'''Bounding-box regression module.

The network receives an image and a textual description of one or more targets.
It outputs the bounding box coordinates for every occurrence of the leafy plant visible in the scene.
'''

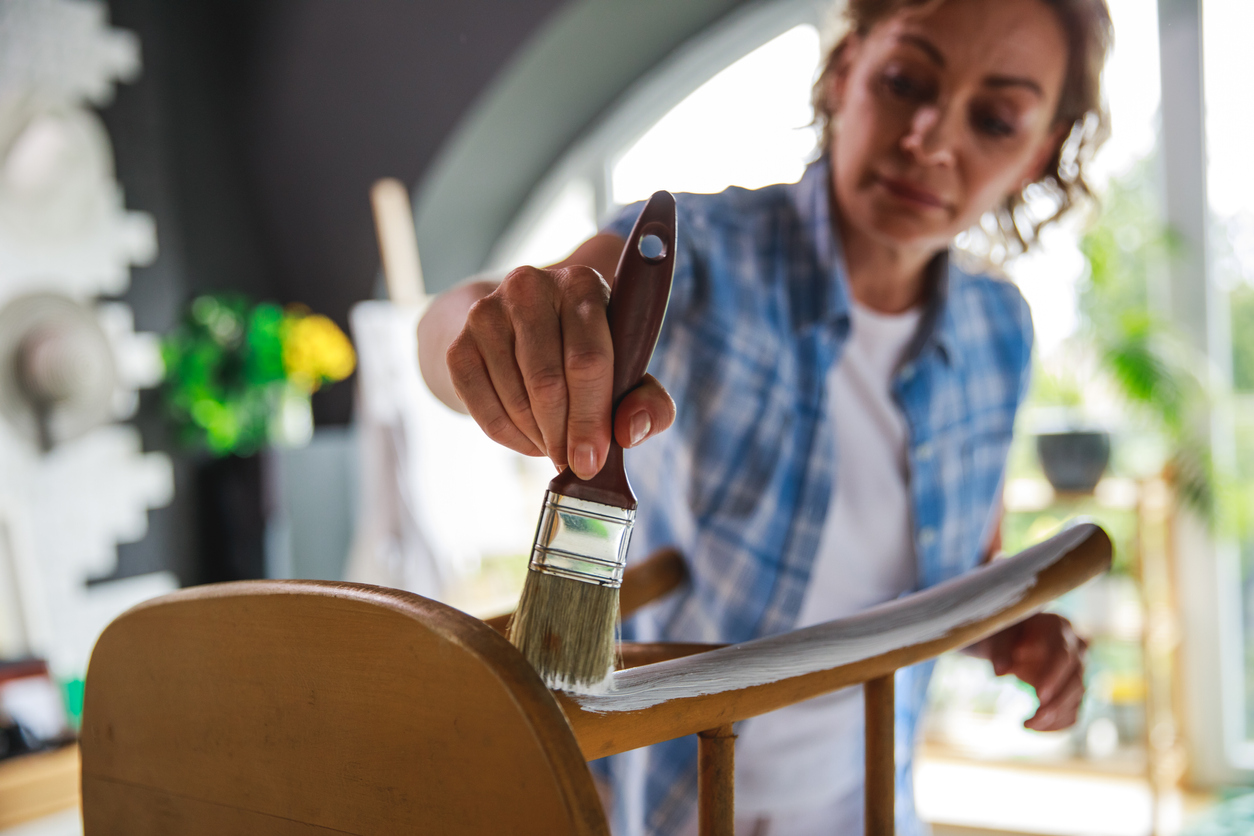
[161,294,356,457]
[1075,160,1215,523]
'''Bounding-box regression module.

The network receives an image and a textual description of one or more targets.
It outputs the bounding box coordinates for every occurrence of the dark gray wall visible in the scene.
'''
[240,0,568,423]
[100,0,565,582]
[98,0,755,584]
[102,0,272,585]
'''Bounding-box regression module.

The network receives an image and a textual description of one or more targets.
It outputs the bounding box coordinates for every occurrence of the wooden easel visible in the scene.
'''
[79,523,1110,835]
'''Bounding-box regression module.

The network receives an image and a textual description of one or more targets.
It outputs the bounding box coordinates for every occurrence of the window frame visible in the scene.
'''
[1158,0,1254,785]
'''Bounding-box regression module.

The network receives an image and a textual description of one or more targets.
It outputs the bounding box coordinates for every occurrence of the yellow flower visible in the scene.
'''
[282,312,356,393]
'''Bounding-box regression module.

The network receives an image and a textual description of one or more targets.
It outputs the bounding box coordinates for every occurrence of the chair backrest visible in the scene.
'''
[81,581,607,836]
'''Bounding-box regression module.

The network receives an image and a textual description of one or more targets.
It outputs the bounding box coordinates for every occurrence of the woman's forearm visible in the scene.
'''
[417,279,499,413]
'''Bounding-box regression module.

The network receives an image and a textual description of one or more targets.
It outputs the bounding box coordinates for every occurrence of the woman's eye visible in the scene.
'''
[881,71,932,102]
[973,110,1015,138]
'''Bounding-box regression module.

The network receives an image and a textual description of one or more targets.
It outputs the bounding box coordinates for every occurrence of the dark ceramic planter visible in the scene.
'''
[196,453,267,582]
[1036,430,1111,494]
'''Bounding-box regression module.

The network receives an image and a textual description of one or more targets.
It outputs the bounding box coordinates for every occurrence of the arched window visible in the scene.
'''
[487,2,825,271]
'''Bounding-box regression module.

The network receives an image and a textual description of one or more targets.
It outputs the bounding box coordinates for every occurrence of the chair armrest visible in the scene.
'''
[618,642,721,669]
[559,522,1111,760]
[618,547,687,620]
[483,547,687,634]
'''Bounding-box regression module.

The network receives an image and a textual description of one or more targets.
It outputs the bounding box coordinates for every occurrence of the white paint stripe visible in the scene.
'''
[573,523,1096,713]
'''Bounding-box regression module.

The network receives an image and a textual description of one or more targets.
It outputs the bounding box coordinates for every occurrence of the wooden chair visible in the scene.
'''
[80,522,1110,835]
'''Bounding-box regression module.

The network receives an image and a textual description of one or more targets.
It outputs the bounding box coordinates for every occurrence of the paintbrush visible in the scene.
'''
[509,190,676,693]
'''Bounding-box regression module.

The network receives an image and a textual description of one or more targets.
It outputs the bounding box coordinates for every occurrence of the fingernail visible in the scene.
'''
[628,412,652,447]
[573,443,598,479]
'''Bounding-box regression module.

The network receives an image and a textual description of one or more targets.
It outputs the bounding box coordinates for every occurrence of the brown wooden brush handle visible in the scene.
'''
[549,191,676,508]
[605,191,677,405]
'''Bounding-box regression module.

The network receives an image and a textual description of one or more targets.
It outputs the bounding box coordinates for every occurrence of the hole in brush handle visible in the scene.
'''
[607,192,676,406]
[637,230,668,263]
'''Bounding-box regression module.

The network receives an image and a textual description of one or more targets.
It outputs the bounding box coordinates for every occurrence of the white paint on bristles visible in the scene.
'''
[573,523,1096,712]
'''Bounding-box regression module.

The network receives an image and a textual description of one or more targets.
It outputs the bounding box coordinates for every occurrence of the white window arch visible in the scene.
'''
[488,0,828,271]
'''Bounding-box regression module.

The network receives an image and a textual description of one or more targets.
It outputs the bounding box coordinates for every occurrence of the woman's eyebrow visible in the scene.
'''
[897,34,945,66]
[986,75,1044,97]
[897,33,1046,99]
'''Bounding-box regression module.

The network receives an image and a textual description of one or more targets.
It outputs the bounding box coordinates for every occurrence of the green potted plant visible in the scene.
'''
[160,294,356,457]
[1069,161,1213,520]
[160,293,356,581]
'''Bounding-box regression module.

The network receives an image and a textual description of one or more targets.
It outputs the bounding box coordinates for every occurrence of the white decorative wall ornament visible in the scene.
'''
[0,0,174,684]
[0,100,156,301]
[0,293,116,449]
[0,0,139,108]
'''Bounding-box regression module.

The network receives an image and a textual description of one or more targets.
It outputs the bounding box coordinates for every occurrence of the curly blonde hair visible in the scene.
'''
[812,0,1113,259]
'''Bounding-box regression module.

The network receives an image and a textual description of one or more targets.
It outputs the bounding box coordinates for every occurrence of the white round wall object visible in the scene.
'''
[0,292,117,450]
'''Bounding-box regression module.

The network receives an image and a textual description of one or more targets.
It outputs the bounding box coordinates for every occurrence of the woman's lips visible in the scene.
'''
[877,176,949,210]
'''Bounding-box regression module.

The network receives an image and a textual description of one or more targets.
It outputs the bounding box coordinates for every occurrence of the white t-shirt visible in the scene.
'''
[733,299,922,825]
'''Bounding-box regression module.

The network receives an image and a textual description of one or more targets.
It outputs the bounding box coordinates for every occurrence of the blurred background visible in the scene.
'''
[2,0,1254,834]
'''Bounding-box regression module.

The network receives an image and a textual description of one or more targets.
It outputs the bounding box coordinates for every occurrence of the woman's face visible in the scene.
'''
[829,0,1069,253]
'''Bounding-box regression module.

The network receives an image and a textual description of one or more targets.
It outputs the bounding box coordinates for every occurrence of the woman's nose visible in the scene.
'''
[901,105,957,167]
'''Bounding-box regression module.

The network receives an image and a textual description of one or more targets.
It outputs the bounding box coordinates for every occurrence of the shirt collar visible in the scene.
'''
[789,156,960,368]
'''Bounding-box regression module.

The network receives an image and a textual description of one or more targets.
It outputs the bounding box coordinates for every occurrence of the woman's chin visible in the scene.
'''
[833,188,961,254]
[853,213,955,254]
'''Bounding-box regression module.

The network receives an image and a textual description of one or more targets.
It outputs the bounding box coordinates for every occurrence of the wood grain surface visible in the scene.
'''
[81,582,607,836]
[559,524,1112,760]
[697,725,735,836]
[864,675,894,836]
[80,524,1109,835]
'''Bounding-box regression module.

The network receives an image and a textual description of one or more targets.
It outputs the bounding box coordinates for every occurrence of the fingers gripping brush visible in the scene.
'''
[509,191,676,693]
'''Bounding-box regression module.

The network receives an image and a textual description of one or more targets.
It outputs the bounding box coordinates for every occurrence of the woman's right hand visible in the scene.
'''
[426,235,676,481]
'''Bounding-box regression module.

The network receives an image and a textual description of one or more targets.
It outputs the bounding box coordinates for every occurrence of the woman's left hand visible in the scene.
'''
[971,613,1088,732]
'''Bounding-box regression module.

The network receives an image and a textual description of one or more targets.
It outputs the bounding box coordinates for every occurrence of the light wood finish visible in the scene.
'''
[483,546,688,635]
[697,725,735,836]
[559,524,1112,760]
[81,582,607,836]
[619,641,721,669]
[81,524,1109,834]
[483,608,512,634]
[617,547,686,619]
[864,675,894,836]
[0,745,79,829]
[369,178,425,305]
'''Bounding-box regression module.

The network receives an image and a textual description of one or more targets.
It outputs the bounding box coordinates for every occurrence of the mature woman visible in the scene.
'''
[419,0,1113,833]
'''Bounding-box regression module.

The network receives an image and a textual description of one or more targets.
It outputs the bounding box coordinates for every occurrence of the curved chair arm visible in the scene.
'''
[559,522,1112,760]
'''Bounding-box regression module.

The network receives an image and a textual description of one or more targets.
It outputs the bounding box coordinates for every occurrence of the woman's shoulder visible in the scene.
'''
[943,253,1035,394]
[947,252,1033,340]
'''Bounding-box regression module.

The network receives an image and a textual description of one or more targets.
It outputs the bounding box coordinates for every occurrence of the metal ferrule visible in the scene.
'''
[528,491,636,587]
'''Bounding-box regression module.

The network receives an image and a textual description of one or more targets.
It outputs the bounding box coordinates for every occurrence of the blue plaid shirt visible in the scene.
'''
[600,157,1033,836]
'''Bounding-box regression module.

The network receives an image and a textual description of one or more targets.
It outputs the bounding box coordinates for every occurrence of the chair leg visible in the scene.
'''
[865,674,895,836]
[698,724,736,836]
